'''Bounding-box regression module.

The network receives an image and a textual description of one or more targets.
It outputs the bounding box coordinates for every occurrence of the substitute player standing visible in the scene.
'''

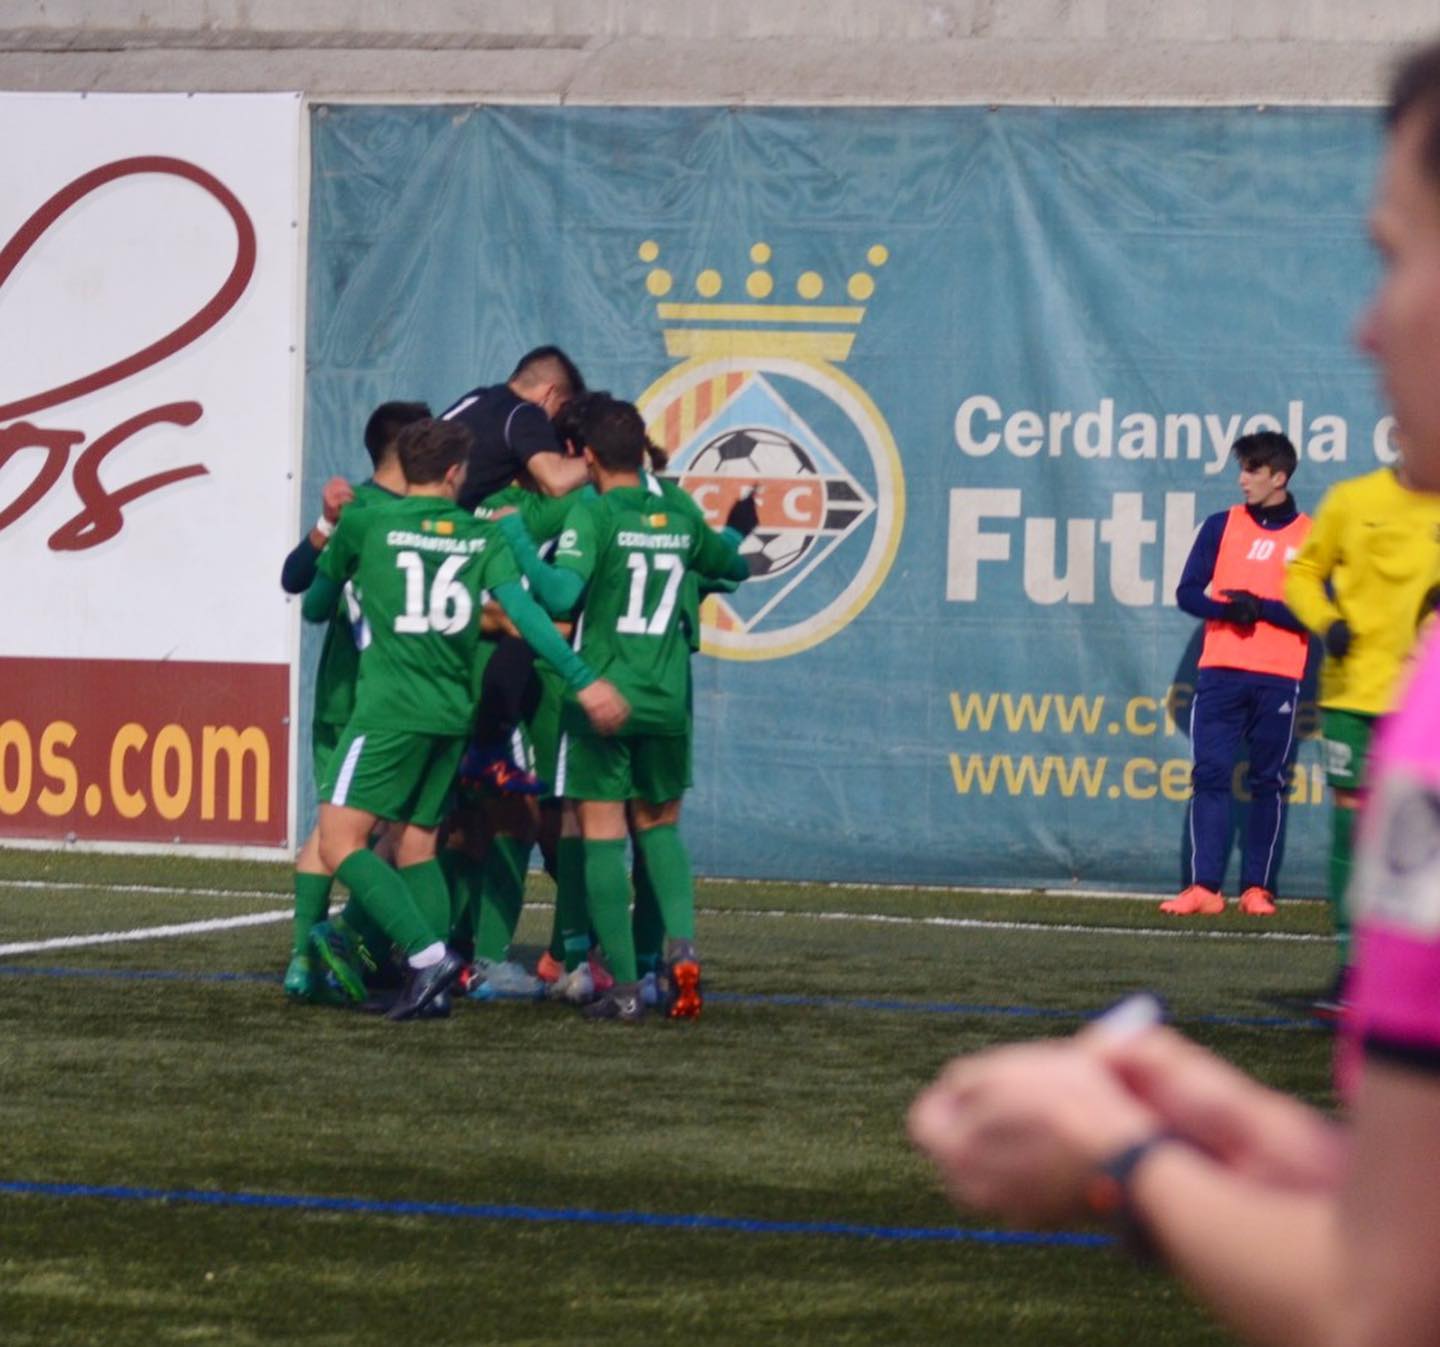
[301,417,626,1020]
[498,394,754,1022]
[1166,432,1313,916]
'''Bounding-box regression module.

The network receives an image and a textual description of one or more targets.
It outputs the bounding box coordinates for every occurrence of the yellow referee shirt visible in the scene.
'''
[1284,466,1440,714]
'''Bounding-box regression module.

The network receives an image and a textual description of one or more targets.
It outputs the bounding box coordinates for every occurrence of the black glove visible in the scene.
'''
[1325,619,1352,659]
[1221,589,1262,626]
[725,491,759,538]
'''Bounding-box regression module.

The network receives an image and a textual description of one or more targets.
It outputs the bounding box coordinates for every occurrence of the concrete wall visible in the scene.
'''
[2,1,1439,103]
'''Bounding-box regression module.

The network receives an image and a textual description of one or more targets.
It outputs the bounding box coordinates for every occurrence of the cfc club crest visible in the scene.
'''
[635,240,905,661]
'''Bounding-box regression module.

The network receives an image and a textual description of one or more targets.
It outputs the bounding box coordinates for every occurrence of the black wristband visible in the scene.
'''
[1083,1130,1178,1264]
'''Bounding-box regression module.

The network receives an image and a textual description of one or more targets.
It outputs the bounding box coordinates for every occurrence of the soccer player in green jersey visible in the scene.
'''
[498,394,754,1022]
[279,400,429,1004]
[301,416,627,1020]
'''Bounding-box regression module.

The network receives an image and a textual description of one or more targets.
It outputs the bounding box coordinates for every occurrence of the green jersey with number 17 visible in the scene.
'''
[553,480,747,734]
[317,495,519,736]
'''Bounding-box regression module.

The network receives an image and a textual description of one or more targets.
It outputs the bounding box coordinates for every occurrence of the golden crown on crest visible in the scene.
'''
[638,239,888,364]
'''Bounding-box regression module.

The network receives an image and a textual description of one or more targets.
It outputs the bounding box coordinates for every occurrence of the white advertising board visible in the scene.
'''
[0,93,304,849]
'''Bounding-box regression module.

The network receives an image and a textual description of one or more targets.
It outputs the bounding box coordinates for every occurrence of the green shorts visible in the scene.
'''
[319,725,466,828]
[1319,708,1379,792]
[555,730,692,805]
[312,720,344,788]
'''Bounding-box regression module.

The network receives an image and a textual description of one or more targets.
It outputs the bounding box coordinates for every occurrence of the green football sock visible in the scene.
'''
[336,850,436,958]
[1329,803,1355,966]
[631,845,664,976]
[583,838,636,984]
[635,824,695,943]
[436,847,485,946]
[398,860,451,949]
[292,872,333,958]
[474,835,531,963]
[555,836,590,971]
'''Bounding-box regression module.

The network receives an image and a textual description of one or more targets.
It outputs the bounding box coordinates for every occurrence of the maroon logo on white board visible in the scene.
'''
[0,156,257,550]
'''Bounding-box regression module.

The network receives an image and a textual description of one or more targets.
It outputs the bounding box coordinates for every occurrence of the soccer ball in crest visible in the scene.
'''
[685,427,819,579]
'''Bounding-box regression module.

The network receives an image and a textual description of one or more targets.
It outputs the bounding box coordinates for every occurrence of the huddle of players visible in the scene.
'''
[279,350,754,1022]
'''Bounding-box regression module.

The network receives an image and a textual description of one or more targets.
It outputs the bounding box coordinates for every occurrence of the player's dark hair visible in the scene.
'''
[1389,41,1440,186]
[553,388,605,457]
[577,393,651,474]
[509,345,586,402]
[363,400,431,468]
[397,417,473,486]
[1232,431,1297,482]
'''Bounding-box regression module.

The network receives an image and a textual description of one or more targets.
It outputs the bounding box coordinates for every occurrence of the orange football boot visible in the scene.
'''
[1159,884,1225,916]
[668,960,703,1020]
[1237,886,1277,916]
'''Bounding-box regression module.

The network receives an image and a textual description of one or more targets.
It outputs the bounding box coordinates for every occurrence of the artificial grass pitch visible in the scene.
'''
[0,849,1333,1345]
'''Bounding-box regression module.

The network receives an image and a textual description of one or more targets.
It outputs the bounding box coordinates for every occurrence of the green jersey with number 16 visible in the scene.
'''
[317,495,519,736]
[553,481,747,734]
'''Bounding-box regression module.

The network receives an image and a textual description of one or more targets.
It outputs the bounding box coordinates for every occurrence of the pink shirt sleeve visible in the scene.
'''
[1340,626,1440,1098]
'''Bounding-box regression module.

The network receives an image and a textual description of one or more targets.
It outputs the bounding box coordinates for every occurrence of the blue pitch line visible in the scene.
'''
[0,963,1317,1031]
[0,1179,1112,1249]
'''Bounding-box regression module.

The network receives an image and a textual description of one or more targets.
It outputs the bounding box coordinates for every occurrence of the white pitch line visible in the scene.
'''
[0,878,1329,951]
[722,907,1331,943]
[0,910,289,958]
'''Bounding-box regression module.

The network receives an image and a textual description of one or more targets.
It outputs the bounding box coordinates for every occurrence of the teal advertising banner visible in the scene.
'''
[303,105,1391,893]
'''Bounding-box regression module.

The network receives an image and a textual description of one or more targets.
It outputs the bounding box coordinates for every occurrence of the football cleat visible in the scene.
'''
[1159,885,1225,916]
[536,950,564,985]
[283,953,314,1002]
[549,962,597,1005]
[667,960,703,1020]
[639,969,664,1010]
[309,920,369,1002]
[588,948,615,993]
[387,950,466,1022]
[1237,886,1277,916]
[465,957,546,1002]
[580,985,645,1024]
[459,743,548,796]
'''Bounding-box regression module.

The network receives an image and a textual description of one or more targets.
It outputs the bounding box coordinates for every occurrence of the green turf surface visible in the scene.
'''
[0,848,1336,1344]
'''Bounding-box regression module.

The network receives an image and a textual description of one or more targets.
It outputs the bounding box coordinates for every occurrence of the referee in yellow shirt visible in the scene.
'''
[1284,460,1440,1012]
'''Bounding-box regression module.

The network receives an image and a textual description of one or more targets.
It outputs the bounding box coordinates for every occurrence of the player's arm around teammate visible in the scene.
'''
[495,396,752,1022]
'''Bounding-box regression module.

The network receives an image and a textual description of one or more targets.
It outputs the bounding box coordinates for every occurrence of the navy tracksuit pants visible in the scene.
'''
[1188,668,1301,894]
